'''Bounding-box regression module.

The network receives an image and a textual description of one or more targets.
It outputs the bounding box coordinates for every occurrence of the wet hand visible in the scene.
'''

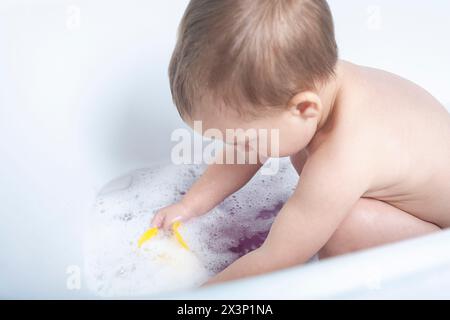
[150,202,194,231]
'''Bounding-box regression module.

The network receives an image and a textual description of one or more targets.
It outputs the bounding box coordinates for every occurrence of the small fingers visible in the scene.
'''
[162,215,184,231]
[151,213,165,229]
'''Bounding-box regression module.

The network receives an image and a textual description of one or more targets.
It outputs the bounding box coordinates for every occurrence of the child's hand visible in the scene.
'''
[150,202,194,231]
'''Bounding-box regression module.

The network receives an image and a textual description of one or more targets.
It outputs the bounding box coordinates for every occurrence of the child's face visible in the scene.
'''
[188,106,319,159]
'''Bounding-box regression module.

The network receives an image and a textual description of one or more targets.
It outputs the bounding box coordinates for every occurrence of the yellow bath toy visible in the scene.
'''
[137,221,189,250]
[172,221,190,250]
[137,227,158,248]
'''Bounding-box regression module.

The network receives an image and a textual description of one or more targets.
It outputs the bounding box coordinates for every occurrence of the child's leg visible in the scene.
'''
[318,198,441,259]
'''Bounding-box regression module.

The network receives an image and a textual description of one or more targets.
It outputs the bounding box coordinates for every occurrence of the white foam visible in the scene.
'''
[84,159,298,297]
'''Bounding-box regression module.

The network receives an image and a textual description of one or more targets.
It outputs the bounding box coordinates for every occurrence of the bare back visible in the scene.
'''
[313,61,450,227]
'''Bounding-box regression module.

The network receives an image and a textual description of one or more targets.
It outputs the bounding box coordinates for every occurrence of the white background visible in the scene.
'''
[0,0,449,298]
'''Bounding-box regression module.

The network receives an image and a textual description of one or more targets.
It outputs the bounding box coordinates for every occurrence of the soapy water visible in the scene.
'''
[84,159,298,297]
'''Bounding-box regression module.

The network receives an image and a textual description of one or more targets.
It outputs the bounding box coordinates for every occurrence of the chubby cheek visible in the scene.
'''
[277,142,305,158]
[255,125,312,158]
[259,135,305,158]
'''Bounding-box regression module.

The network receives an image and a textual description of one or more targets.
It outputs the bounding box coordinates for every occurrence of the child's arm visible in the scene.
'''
[204,149,371,286]
[152,152,262,230]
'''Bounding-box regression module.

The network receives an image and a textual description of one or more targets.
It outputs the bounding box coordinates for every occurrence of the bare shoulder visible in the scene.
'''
[343,60,449,116]
[301,132,373,201]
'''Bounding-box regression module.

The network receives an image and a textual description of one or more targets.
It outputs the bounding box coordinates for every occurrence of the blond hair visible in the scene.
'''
[169,0,338,118]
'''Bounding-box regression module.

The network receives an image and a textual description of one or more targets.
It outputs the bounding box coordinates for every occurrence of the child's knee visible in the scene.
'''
[318,198,383,259]
[318,198,441,260]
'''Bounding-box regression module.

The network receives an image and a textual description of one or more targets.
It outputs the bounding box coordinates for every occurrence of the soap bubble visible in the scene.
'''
[84,159,298,297]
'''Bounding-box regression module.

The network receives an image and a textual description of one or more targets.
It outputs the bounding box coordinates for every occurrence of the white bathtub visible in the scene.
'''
[0,0,449,299]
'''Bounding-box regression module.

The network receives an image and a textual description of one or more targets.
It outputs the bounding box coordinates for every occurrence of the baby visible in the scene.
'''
[151,0,450,286]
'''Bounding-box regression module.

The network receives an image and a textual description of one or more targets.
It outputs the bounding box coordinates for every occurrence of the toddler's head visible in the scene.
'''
[169,0,338,157]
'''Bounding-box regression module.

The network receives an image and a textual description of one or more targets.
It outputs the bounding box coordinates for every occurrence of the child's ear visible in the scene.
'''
[288,91,322,119]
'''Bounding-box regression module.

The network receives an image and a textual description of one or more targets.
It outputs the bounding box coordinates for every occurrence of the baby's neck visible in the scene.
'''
[316,61,345,131]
